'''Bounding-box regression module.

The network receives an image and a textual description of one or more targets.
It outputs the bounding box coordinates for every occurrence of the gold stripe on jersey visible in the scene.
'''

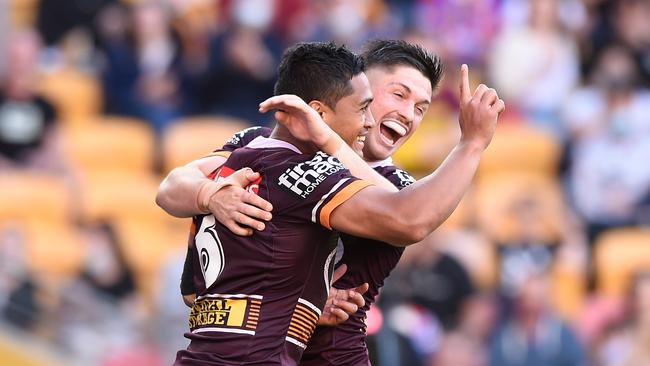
[286,300,320,346]
[189,294,262,334]
[319,180,374,229]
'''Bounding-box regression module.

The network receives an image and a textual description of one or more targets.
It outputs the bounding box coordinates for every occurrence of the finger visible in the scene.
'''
[234,211,266,231]
[242,191,273,213]
[224,220,254,236]
[331,264,347,284]
[492,99,506,114]
[227,168,256,188]
[473,84,488,101]
[244,170,260,183]
[346,291,365,308]
[481,89,498,107]
[330,308,349,322]
[332,299,359,315]
[460,64,471,105]
[259,95,289,112]
[355,282,370,296]
[238,202,272,223]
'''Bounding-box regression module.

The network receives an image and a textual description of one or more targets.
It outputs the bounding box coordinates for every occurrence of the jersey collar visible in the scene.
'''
[247,136,303,154]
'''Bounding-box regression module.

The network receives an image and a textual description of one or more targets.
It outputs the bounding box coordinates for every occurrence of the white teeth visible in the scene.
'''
[357,135,366,142]
[381,121,407,137]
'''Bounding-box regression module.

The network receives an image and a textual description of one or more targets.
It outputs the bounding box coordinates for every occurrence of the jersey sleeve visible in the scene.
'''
[202,126,273,159]
[386,167,416,190]
[273,152,373,229]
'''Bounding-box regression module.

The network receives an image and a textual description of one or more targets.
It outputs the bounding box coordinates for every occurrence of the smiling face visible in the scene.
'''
[362,65,433,162]
[319,72,375,155]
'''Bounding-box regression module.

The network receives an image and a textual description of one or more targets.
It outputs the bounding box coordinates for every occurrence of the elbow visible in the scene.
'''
[397,212,443,245]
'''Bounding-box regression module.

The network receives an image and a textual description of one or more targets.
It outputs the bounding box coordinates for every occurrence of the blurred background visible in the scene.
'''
[0,0,649,365]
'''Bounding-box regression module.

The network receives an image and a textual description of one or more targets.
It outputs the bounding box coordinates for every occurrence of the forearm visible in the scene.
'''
[325,135,398,192]
[397,140,483,234]
[156,166,212,217]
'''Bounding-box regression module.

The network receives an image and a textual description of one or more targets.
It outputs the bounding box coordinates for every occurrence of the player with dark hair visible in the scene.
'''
[160,40,504,365]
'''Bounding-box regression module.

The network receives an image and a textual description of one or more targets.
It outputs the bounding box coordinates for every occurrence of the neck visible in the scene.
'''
[270,126,319,154]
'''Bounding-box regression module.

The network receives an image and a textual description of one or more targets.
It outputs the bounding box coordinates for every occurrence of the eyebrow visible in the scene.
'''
[389,82,431,104]
[359,96,373,107]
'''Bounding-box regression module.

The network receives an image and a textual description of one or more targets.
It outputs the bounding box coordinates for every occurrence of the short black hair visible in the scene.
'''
[274,42,365,109]
[361,39,444,90]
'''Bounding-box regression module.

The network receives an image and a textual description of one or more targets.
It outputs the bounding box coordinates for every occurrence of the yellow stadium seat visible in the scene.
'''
[478,123,562,178]
[38,67,102,126]
[162,116,252,173]
[22,221,86,284]
[113,218,190,300]
[0,172,72,224]
[595,227,650,298]
[474,172,566,244]
[9,0,39,28]
[62,117,155,175]
[77,171,167,224]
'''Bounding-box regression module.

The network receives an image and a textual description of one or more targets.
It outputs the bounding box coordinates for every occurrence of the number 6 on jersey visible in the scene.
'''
[195,215,225,289]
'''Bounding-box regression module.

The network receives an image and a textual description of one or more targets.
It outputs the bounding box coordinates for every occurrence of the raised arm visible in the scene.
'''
[264,65,504,246]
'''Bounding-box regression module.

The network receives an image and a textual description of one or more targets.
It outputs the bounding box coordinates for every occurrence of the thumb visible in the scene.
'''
[227,168,255,188]
[331,264,347,284]
[459,64,471,105]
[244,169,260,182]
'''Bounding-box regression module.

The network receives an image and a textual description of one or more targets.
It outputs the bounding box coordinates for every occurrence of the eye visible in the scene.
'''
[416,107,424,115]
[393,92,403,99]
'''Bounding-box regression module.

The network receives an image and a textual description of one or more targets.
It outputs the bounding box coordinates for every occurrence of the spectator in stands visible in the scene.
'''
[100,2,188,133]
[0,225,42,332]
[488,0,580,136]
[596,271,650,366]
[197,0,280,124]
[79,223,136,305]
[489,267,586,366]
[563,44,650,242]
[0,29,65,173]
[431,293,497,366]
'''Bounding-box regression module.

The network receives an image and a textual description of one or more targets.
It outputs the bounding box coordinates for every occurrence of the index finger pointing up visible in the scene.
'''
[459,64,471,105]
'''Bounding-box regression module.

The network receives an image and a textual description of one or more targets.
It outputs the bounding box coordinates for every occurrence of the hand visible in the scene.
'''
[208,168,273,236]
[259,95,338,151]
[318,264,370,326]
[458,64,505,150]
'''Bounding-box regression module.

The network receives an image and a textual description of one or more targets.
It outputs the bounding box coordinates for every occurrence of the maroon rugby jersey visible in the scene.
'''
[300,158,415,366]
[174,136,372,365]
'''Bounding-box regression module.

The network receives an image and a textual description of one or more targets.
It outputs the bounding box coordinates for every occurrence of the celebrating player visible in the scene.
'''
[159,41,503,365]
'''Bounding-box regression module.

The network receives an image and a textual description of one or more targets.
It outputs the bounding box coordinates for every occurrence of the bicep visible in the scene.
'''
[186,155,228,176]
[328,186,411,246]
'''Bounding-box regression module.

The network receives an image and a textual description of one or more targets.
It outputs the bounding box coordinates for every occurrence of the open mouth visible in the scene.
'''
[379,120,407,146]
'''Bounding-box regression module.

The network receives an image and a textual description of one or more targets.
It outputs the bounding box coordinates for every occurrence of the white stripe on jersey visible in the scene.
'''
[324,248,336,297]
[285,336,307,349]
[311,178,350,224]
[193,327,255,336]
[298,298,322,316]
[195,293,263,301]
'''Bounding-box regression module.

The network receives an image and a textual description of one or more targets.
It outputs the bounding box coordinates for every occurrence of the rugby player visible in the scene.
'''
[159,41,503,365]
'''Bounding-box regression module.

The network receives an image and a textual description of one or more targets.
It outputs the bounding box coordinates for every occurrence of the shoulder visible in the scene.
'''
[376,165,415,189]
[223,126,272,149]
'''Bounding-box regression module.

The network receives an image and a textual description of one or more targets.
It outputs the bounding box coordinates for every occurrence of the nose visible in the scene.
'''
[364,107,375,129]
[398,102,415,125]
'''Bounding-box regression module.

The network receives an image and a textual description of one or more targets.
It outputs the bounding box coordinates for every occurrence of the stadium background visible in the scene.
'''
[1,0,650,365]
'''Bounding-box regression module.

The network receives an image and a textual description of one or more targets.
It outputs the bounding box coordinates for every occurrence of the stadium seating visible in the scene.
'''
[61,117,155,176]
[477,123,562,179]
[39,67,103,126]
[474,172,566,245]
[0,172,72,225]
[595,227,650,297]
[161,116,251,173]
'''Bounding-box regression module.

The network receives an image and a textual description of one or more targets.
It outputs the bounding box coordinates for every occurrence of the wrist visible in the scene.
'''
[458,137,488,154]
[320,132,344,155]
[196,180,230,214]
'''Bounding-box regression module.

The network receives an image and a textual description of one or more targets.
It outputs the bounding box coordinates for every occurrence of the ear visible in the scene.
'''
[308,100,330,121]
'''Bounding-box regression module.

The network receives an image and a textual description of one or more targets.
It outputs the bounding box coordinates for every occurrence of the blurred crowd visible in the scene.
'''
[1,0,650,365]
